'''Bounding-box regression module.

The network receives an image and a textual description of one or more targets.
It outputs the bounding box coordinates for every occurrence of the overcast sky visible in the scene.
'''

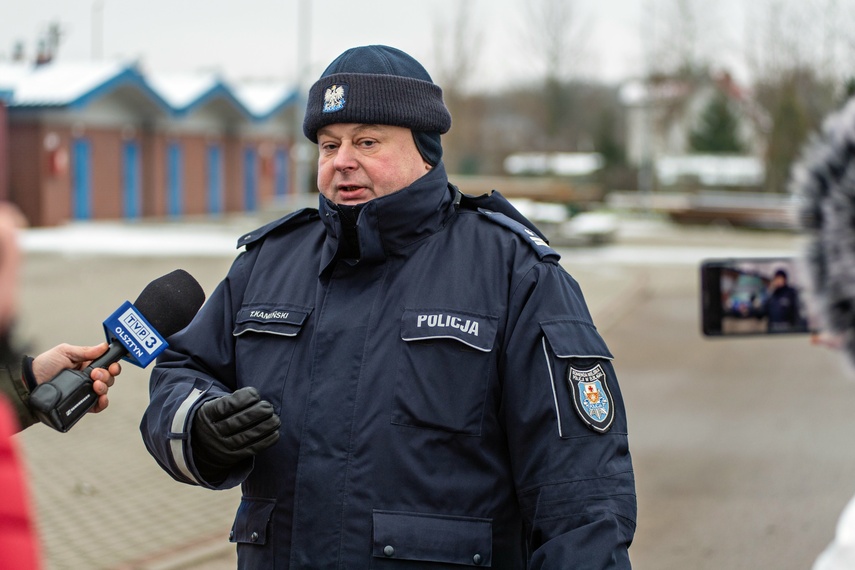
[1,0,759,90]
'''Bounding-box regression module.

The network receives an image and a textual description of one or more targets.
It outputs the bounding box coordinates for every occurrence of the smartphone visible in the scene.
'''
[700,256,816,337]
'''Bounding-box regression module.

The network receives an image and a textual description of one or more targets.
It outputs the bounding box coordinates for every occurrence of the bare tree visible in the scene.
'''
[655,0,700,76]
[745,0,855,91]
[432,1,481,96]
[431,1,483,173]
[745,0,848,192]
[746,1,810,83]
[644,0,729,78]
[518,0,589,83]
[515,0,592,146]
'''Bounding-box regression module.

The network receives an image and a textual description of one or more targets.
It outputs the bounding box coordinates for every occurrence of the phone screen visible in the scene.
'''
[700,256,815,336]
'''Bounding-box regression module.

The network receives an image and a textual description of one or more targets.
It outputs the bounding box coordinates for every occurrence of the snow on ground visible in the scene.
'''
[19,220,246,257]
[16,213,803,266]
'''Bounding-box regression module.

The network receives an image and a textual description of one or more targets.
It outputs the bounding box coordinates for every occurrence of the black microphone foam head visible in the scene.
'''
[133,269,206,338]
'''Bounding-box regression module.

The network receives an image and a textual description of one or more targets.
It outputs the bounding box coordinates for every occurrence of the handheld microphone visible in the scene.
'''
[28,269,206,432]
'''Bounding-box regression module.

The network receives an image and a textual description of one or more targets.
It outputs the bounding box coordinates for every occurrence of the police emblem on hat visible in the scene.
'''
[323,83,347,113]
[568,363,614,433]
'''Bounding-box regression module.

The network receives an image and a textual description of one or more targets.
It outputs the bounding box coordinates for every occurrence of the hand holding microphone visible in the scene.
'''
[28,342,122,414]
[190,387,281,483]
[28,269,206,432]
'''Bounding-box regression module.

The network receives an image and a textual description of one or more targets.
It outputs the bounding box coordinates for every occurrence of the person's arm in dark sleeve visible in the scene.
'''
[0,356,36,432]
[503,262,636,569]
[140,251,257,490]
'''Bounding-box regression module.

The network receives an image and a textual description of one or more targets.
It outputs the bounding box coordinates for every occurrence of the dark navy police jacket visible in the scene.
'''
[140,164,636,568]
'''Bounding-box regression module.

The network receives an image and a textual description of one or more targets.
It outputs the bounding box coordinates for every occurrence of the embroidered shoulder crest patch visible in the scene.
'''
[568,363,614,433]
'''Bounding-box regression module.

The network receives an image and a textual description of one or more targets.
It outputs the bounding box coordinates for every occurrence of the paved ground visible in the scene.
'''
[12,212,852,569]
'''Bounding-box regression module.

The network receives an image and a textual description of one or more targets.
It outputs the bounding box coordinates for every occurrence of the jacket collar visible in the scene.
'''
[318,163,455,269]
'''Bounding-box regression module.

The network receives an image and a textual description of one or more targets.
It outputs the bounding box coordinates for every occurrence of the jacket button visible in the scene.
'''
[228,530,234,540]
[250,532,259,542]
[473,553,483,565]
[383,545,395,557]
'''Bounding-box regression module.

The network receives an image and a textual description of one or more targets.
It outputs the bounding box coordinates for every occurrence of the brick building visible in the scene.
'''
[0,60,298,226]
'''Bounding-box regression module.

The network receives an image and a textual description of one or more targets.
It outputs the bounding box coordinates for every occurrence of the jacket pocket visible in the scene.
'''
[540,319,613,360]
[540,319,617,436]
[233,303,312,405]
[230,497,275,545]
[392,309,498,436]
[371,510,492,568]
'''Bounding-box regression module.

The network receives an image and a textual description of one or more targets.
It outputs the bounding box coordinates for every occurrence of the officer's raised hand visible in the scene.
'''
[190,386,281,483]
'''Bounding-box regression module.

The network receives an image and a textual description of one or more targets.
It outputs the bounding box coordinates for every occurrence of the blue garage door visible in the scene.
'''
[244,147,257,212]
[72,138,92,220]
[123,141,141,218]
[167,142,183,217]
[207,144,223,214]
[275,147,289,198]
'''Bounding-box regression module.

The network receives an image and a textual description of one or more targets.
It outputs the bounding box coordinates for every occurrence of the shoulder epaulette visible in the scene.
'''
[454,186,558,260]
[455,187,550,242]
[476,208,560,260]
[237,208,319,249]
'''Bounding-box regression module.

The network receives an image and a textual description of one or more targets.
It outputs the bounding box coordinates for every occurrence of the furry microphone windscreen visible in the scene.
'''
[790,97,855,358]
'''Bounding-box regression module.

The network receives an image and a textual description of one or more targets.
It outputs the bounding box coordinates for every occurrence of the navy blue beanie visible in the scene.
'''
[302,45,451,166]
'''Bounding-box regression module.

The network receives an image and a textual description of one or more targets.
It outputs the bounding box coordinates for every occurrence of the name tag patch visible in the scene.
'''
[233,305,312,337]
[237,307,307,326]
[569,363,614,433]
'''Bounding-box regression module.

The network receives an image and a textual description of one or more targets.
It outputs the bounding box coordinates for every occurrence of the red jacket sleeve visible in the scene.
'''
[0,396,43,569]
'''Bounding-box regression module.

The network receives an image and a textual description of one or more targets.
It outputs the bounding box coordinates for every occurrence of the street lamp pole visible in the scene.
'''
[91,0,104,60]
[638,0,656,215]
[293,0,313,197]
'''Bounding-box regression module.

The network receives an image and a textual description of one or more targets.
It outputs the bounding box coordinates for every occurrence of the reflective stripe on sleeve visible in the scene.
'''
[542,336,563,438]
[169,387,205,484]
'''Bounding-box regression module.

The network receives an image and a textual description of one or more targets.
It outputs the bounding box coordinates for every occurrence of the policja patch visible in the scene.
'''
[569,363,614,433]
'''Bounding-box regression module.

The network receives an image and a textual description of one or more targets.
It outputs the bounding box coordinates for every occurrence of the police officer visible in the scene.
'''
[140,45,636,568]
[763,269,804,333]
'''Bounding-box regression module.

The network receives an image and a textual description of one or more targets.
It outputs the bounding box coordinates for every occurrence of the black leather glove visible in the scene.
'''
[190,386,281,483]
